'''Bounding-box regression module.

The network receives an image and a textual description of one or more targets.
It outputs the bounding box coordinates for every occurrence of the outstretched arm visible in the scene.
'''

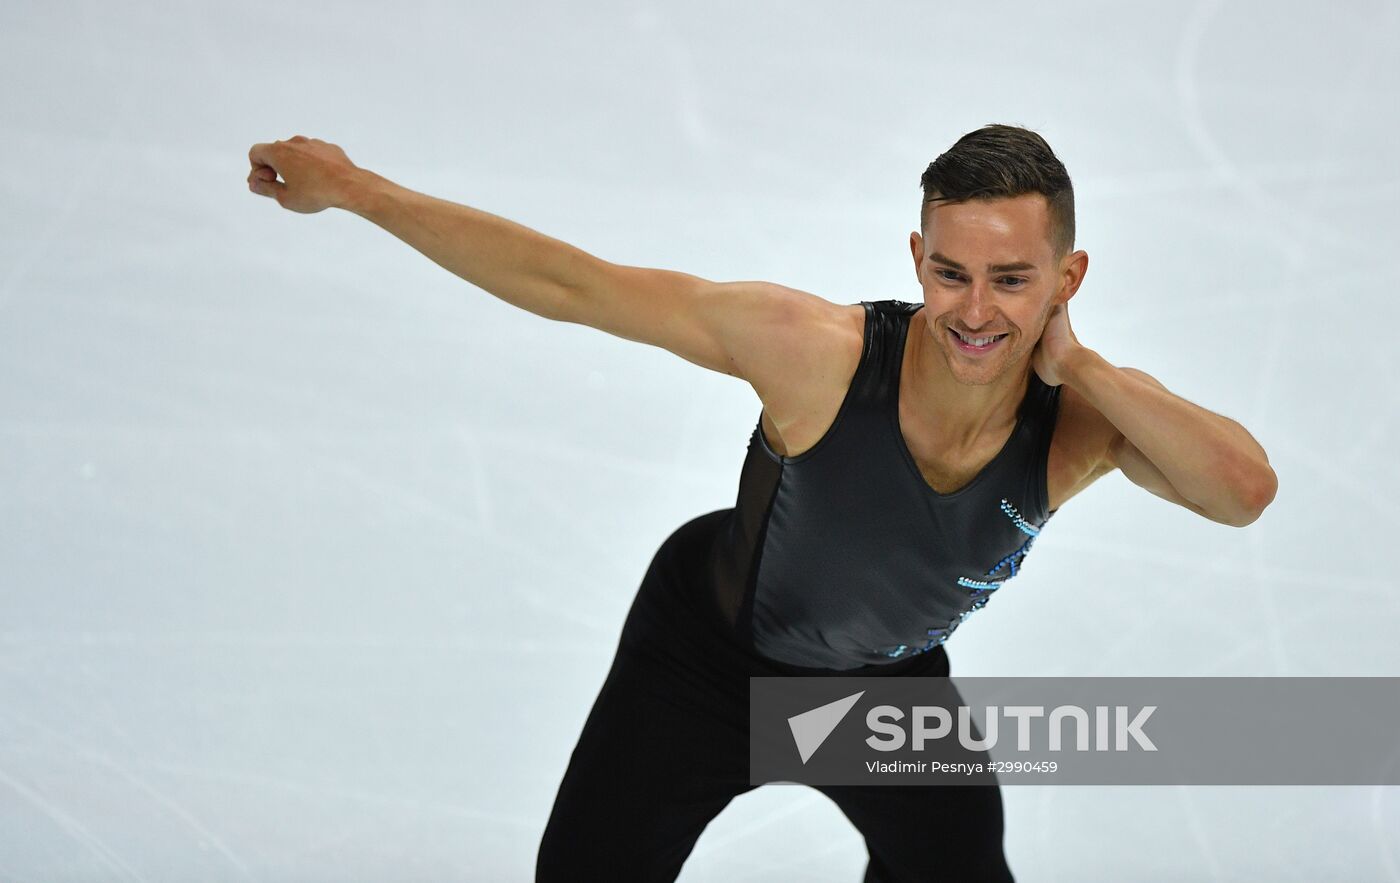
[247,136,848,399]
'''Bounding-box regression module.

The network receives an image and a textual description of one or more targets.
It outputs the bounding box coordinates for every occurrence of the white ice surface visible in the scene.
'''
[1,0,1398,880]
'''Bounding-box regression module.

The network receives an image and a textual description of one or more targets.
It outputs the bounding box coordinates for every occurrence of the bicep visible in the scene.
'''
[565,263,843,387]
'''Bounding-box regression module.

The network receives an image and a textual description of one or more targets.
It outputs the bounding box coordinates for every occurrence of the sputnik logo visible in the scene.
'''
[787,691,865,764]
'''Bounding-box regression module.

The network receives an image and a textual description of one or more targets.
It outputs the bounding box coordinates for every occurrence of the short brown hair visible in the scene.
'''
[920,124,1075,259]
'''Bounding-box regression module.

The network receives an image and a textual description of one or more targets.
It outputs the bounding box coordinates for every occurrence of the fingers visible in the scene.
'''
[247,136,317,179]
[246,166,286,200]
[248,140,276,166]
[247,175,277,199]
[248,140,292,200]
[245,136,325,205]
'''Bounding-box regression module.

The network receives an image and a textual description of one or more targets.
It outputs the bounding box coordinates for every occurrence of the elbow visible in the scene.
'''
[1222,465,1278,528]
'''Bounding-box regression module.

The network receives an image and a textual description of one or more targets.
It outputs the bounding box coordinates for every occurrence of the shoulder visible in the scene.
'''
[771,298,866,403]
[754,300,867,457]
[836,301,867,340]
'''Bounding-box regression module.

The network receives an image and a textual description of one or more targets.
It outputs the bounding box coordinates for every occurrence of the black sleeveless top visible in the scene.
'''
[705,299,1062,670]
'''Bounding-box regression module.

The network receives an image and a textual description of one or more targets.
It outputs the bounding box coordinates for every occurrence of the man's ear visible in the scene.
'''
[1057,249,1089,304]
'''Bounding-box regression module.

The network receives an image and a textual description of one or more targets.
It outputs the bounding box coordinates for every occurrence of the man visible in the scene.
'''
[248,124,1277,882]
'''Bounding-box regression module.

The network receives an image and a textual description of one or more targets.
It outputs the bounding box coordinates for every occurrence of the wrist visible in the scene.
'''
[1061,345,1106,389]
[338,168,394,218]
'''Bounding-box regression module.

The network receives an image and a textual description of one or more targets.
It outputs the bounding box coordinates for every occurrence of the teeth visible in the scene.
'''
[954,330,1004,347]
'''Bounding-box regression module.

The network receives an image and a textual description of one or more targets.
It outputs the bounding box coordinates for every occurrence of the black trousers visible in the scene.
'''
[536,510,1014,882]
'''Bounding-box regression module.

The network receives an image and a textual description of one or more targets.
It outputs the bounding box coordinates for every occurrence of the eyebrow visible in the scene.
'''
[928,252,1037,274]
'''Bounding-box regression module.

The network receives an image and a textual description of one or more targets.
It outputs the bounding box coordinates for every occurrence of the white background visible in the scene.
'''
[2,0,1398,880]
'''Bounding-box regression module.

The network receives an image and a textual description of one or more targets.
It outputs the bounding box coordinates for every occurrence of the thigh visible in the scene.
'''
[536,639,757,883]
[819,780,1013,883]
[817,666,1013,883]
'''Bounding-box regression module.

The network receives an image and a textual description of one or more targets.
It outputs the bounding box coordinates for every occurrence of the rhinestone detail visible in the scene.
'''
[879,497,1050,659]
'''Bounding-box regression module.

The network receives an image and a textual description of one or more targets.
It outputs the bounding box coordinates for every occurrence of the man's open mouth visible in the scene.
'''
[948,328,1009,350]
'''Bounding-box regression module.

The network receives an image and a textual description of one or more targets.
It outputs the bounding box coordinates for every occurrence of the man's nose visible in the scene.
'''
[959,284,997,328]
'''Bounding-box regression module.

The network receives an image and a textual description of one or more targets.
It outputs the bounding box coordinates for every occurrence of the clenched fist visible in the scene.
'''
[246,136,362,214]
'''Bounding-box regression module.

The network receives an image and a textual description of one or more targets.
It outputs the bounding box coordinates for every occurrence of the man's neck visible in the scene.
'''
[904,307,1032,451]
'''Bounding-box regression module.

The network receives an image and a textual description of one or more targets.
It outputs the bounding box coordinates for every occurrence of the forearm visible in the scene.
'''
[339,169,606,321]
[1063,347,1276,517]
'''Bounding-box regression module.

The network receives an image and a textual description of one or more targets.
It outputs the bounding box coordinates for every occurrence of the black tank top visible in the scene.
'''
[705,299,1062,670]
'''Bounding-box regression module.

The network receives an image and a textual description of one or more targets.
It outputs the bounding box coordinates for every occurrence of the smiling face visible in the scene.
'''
[910,193,1083,386]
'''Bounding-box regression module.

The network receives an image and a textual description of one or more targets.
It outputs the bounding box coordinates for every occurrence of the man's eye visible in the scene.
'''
[935,271,1024,287]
